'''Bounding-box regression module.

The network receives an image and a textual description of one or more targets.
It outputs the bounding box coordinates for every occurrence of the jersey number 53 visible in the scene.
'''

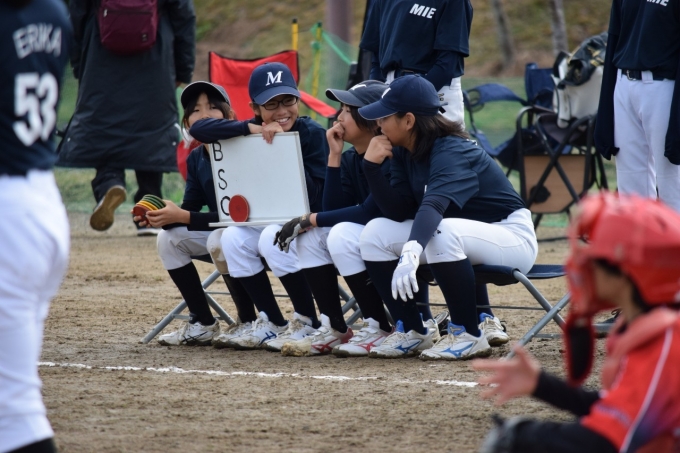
[13,72,58,147]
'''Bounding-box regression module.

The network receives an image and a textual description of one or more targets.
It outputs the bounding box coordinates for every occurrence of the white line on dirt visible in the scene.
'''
[39,361,478,387]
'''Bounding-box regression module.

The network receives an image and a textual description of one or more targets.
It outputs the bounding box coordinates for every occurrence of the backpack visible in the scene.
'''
[98,0,159,55]
[552,32,608,128]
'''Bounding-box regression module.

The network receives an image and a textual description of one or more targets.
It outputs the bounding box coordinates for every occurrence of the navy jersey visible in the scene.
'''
[391,136,524,223]
[360,0,472,75]
[0,0,71,176]
[609,0,680,77]
[180,145,221,231]
[339,147,391,206]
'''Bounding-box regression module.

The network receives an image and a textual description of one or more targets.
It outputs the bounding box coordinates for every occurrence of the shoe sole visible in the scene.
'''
[332,349,368,358]
[90,186,127,231]
[212,341,232,349]
[487,336,510,347]
[280,343,311,357]
[368,351,418,359]
[419,347,493,361]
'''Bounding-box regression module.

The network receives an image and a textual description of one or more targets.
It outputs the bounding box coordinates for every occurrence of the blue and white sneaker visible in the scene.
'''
[229,311,287,350]
[479,313,510,346]
[368,320,437,359]
[264,312,315,352]
[420,322,492,361]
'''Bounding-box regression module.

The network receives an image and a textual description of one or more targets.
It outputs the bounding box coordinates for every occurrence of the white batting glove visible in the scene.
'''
[391,240,423,301]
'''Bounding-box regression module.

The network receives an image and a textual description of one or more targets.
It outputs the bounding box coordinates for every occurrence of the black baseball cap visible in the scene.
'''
[326,80,388,107]
[248,62,300,105]
[180,81,231,109]
[358,75,446,120]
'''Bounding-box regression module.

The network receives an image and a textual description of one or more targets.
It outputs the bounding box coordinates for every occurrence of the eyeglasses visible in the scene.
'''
[262,96,298,110]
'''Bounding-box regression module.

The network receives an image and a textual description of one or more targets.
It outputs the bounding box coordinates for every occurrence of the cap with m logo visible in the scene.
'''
[249,62,300,105]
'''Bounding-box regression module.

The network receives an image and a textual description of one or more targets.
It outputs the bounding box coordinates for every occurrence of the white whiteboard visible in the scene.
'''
[208,132,310,227]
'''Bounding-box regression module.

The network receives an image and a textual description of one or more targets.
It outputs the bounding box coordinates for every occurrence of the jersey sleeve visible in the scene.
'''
[581,328,680,452]
[433,0,473,56]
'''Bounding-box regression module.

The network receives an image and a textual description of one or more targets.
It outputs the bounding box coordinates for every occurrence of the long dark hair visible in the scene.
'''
[348,105,380,135]
[396,113,468,162]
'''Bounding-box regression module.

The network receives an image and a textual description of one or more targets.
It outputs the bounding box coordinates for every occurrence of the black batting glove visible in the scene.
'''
[274,214,313,252]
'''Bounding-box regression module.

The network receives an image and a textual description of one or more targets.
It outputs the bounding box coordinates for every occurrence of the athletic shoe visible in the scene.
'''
[212,318,253,349]
[228,312,287,350]
[368,320,437,359]
[263,312,316,352]
[420,322,492,361]
[137,227,161,237]
[281,314,353,356]
[157,320,220,346]
[424,318,442,343]
[90,185,127,231]
[332,318,392,358]
[479,313,510,346]
[434,311,450,336]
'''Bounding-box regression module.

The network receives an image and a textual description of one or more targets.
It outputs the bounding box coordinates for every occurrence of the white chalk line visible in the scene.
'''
[39,361,477,387]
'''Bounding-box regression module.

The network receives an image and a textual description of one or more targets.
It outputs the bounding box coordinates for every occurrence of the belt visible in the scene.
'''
[622,69,671,81]
[394,68,420,78]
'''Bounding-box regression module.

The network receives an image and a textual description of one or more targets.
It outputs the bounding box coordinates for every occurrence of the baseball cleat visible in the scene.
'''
[479,313,510,346]
[332,318,392,358]
[419,322,492,361]
[212,318,253,349]
[368,320,437,359]
[90,185,127,231]
[228,311,287,350]
[157,320,220,346]
[264,312,315,352]
[281,314,353,356]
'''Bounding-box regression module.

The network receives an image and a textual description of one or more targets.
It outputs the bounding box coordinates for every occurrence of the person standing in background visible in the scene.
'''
[0,0,72,451]
[59,0,196,235]
[359,0,472,125]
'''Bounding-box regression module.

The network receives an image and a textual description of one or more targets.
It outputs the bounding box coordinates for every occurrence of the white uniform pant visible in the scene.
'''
[221,225,301,278]
[386,72,465,126]
[297,223,367,276]
[156,227,212,271]
[614,69,680,212]
[0,171,69,453]
[360,209,538,274]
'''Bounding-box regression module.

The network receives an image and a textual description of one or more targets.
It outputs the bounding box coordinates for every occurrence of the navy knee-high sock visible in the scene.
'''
[364,260,425,334]
[343,270,391,332]
[237,270,286,326]
[429,259,481,337]
[303,264,347,332]
[167,263,215,325]
[415,277,433,321]
[476,284,494,319]
[222,274,257,323]
[279,270,319,327]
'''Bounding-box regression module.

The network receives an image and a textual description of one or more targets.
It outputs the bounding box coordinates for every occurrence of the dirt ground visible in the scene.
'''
[40,212,607,453]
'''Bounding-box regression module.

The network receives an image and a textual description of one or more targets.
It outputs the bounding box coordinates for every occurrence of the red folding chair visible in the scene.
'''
[208,50,337,121]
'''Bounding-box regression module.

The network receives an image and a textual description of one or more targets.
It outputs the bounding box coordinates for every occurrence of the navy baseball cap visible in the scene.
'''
[249,62,300,105]
[358,75,445,120]
[180,81,230,109]
[326,80,388,107]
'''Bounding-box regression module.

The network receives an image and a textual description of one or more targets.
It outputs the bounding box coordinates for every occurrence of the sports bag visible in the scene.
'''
[552,32,607,128]
[98,0,158,55]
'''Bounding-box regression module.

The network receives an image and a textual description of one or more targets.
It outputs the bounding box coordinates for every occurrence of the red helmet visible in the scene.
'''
[566,192,680,317]
[564,192,680,385]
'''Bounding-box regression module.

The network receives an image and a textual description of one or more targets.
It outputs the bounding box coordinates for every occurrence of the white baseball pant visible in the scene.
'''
[0,171,69,453]
[296,223,367,276]
[156,227,212,270]
[614,69,680,212]
[386,71,465,126]
[360,209,537,274]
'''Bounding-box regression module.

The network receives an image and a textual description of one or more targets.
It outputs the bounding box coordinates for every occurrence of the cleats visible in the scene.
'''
[368,320,437,359]
[228,312,287,350]
[281,314,353,357]
[420,322,492,361]
[157,320,220,346]
[212,318,253,349]
[263,312,315,352]
[479,313,510,346]
[332,318,392,358]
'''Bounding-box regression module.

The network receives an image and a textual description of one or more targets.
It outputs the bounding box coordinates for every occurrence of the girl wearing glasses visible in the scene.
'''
[190,62,328,350]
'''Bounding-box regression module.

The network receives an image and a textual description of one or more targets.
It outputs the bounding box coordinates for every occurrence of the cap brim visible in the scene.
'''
[325,88,364,107]
[253,86,301,105]
[358,101,397,120]
[181,82,230,109]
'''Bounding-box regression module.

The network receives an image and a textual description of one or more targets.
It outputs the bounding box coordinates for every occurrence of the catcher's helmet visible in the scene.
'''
[564,192,680,385]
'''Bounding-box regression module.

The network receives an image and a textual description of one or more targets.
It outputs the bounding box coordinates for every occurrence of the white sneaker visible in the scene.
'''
[212,318,253,349]
[263,312,315,352]
[229,312,287,350]
[368,320,437,358]
[281,314,353,356]
[479,313,510,346]
[332,318,392,357]
[420,323,492,361]
[424,318,442,343]
[157,320,220,346]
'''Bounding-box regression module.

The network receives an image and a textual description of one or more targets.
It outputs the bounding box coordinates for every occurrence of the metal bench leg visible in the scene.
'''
[506,293,570,358]
[513,271,566,328]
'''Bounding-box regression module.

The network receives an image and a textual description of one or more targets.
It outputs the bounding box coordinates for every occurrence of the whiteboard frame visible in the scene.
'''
[208,132,310,227]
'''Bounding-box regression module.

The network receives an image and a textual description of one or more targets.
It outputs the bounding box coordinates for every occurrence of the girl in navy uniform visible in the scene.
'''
[137,82,256,346]
[360,0,472,124]
[189,63,329,351]
[595,0,680,212]
[357,75,537,360]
